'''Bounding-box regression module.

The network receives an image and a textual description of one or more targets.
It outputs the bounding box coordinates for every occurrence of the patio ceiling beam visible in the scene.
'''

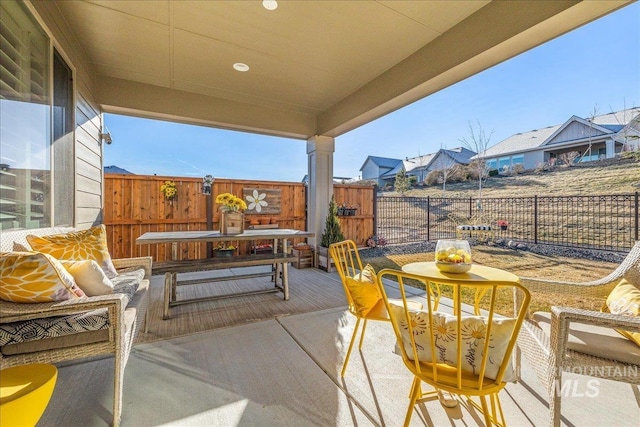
[97,76,316,140]
[317,0,631,138]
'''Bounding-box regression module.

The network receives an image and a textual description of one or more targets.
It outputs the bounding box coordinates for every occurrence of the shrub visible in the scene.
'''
[425,170,441,186]
[488,169,499,177]
[320,196,345,247]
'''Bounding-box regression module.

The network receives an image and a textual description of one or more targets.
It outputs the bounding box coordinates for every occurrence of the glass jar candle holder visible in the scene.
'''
[435,239,472,273]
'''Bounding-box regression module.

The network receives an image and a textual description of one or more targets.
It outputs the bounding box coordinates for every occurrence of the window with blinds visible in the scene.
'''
[0,0,52,230]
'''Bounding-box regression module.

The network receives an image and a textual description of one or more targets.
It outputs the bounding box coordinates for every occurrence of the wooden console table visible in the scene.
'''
[136,229,314,319]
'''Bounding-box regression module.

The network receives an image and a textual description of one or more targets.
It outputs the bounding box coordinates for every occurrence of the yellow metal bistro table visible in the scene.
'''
[401,261,520,315]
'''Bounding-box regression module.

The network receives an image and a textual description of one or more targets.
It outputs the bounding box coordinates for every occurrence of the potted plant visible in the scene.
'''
[366,235,387,248]
[317,196,345,272]
[214,243,236,257]
[216,192,248,235]
[496,219,509,230]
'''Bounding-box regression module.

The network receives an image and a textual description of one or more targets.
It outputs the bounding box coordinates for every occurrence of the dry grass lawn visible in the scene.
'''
[362,245,619,314]
[400,160,640,198]
[367,159,638,313]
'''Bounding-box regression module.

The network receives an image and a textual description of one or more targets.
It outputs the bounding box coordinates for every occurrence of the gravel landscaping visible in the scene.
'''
[360,238,627,264]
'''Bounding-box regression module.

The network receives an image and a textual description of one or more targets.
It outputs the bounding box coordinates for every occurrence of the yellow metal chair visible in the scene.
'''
[329,240,387,377]
[330,240,422,377]
[377,268,530,427]
[0,363,57,427]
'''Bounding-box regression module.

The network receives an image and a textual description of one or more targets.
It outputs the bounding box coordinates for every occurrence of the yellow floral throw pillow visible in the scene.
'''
[346,264,382,317]
[389,306,517,381]
[27,225,118,279]
[604,278,640,346]
[0,252,85,302]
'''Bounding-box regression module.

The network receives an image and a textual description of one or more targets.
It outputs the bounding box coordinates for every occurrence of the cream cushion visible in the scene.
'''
[0,252,85,303]
[533,311,640,365]
[603,278,640,346]
[61,260,114,296]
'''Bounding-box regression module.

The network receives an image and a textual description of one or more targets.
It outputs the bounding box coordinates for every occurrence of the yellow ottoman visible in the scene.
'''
[0,364,57,427]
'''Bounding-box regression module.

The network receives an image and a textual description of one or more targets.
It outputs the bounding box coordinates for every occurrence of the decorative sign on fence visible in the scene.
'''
[243,188,281,214]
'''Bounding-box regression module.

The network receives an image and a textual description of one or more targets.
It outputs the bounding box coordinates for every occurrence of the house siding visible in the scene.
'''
[361,161,382,185]
[76,95,104,228]
[524,151,545,170]
[546,121,607,146]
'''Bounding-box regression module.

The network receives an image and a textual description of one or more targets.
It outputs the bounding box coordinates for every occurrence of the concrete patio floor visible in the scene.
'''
[39,269,639,426]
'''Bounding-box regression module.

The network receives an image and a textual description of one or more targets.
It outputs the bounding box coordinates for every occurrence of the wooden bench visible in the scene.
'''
[153,253,293,319]
[455,224,494,241]
[449,213,495,242]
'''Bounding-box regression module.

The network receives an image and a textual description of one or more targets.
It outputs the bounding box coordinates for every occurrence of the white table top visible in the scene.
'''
[401,261,519,284]
[136,229,314,245]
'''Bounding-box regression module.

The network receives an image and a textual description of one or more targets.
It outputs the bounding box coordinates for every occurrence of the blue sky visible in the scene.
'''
[105,3,639,181]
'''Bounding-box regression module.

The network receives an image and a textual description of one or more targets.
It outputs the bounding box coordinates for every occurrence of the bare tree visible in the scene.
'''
[609,100,640,152]
[411,151,429,183]
[459,121,493,203]
[580,105,599,162]
[432,149,460,196]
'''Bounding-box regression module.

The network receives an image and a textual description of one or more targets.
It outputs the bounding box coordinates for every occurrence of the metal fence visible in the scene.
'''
[376,192,639,252]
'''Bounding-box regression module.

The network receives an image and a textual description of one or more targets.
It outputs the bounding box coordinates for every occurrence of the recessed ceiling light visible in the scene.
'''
[262,0,278,11]
[233,63,250,72]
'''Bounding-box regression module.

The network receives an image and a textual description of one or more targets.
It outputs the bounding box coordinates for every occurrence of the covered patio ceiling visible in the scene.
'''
[43,0,631,140]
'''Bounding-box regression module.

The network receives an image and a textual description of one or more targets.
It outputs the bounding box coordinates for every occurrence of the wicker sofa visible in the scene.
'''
[515,241,640,427]
[0,227,151,427]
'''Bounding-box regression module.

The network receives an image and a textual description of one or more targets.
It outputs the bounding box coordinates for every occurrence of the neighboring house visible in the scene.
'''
[475,108,640,171]
[406,147,476,183]
[104,165,133,174]
[301,175,355,185]
[360,148,475,186]
[359,156,404,187]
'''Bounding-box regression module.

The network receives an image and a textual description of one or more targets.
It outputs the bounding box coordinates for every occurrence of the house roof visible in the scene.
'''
[104,165,133,174]
[442,147,476,164]
[359,156,403,172]
[479,107,640,158]
[35,1,632,140]
[592,108,640,126]
[404,153,437,171]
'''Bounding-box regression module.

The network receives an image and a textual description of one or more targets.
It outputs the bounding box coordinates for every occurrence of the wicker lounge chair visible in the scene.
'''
[0,227,151,427]
[515,241,640,427]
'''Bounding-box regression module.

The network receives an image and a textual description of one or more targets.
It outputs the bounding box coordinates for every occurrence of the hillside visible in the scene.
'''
[396,158,640,198]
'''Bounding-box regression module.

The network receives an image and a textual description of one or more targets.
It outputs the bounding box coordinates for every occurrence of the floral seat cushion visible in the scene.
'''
[0,268,144,354]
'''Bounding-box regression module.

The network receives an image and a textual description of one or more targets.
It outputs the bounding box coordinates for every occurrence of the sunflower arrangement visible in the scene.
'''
[160,180,177,200]
[215,192,248,212]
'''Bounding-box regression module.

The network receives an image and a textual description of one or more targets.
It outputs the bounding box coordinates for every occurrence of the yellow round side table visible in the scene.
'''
[0,364,58,427]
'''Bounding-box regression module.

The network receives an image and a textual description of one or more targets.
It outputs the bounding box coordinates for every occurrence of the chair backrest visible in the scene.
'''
[377,268,530,391]
[329,240,376,317]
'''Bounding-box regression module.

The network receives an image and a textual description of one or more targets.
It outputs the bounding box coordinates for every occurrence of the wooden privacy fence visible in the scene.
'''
[104,174,375,262]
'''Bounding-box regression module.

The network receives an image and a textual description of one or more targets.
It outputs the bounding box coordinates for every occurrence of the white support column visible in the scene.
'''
[605,138,615,159]
[306,135,335,248]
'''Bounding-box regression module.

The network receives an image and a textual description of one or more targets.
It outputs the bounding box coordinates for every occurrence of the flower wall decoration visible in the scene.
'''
[215,193,247,212]
[246,189,268,213]
[242,188,281,214]
[160,180,177,200]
